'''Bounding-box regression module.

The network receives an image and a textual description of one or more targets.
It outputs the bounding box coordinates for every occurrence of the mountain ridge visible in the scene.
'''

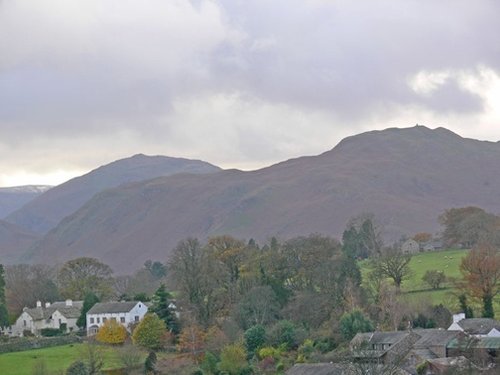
[6,154,221,234]
[25,125,500,273]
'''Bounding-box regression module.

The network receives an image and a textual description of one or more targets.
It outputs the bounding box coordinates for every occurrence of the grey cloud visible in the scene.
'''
[0,0,499,184]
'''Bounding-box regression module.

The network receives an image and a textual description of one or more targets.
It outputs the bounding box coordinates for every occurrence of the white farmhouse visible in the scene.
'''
[86,301,148,336]
[11,300,83,336]
[448,313,500,337]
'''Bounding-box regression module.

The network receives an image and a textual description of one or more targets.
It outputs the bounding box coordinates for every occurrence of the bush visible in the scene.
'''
[422,270,446,289]
[267,321,302,350]
[244,325,266,355]
[257,346,281,360]
[95,319,127,344]
[339,309,373,341]
[66,361,89,375]
[41,328,62,337]
[218,343,247,375]
[144,351,157,374]
[132,313,166,351]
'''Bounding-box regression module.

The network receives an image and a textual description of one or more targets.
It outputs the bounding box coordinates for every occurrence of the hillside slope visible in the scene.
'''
[0,219,40,264]
[6,154,221,234]
[0,186,51,218]
[27,126,500,273]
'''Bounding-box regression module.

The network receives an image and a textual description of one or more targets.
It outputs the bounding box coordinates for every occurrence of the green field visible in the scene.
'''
[0,344,124,375]
[360,249,500,316]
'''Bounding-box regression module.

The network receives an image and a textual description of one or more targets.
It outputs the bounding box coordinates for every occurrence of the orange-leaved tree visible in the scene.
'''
[460,243,500,318]
[95,319,127,344]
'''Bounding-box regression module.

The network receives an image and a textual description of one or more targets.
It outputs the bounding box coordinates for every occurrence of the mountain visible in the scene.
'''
[6,154,221,234]
[26,126,500,273]
[0,185,52,218]
[0,219,40,264]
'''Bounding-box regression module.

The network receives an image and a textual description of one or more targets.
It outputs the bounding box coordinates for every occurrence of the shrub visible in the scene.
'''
[244,325,266,355]
[339,309,373,341]
[41,328,62,337]
[267,320,301,350]
[66,361,89,375]
[95,319,127,344]
[258,346,281,360]
[132,313,166,351]
[422,270,446,289]
[218,343,247,375]
[144,351,157,374]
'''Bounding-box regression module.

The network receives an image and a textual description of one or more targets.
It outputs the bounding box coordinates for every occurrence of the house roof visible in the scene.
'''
[410,348,438,360]
[24,301,83,321]
[352,331,410,345]
[447,337,500,349]
[413,329,462,348]
[87,301,143,314]
[457,318,500,334]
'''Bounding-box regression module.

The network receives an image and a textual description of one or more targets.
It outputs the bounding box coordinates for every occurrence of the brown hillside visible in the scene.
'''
[27,126,500,273]
[6,154,221,234]
[0,220,40,264]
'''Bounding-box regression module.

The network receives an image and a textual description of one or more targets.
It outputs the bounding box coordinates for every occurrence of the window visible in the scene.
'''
[23,320,26,327]
[134,316,139,322]
[120,317,125,323]
[58,319,62,325]
[90,318,94,324]
[103,317,107,322]
[97,317,100,323]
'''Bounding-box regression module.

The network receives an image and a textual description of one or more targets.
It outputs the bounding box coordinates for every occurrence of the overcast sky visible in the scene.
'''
[1,0,499,187]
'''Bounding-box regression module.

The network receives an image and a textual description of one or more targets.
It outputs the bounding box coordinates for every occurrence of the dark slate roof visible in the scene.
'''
[353,331,410,345]
[447,337,500,349]
[25,301,83,320]
[413,329,462,348]
[411,348,438,360]
[87,301,142,314]
[457,318,500,334]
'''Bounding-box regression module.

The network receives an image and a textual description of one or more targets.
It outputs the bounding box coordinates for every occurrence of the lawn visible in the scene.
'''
[0,343,124,375]
[360,248,500,316]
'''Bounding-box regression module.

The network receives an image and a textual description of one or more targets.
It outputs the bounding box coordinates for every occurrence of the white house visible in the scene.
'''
[448,313,500,337]
[10,300,83,336]
[86,301,148,336]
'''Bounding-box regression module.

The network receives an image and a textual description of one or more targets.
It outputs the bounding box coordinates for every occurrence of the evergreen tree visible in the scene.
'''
[77,293,99,329]
[0,264,9,327]
[144,351,157,374]
[151,284,180,334]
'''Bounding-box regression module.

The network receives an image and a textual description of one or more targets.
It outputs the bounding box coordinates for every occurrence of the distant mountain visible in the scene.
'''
[6,154,221,234]
[0,185,52,218]
[26,126,500,273]
[0,219,40,264]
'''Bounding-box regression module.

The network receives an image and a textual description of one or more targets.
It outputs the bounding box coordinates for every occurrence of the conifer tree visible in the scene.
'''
[151,284,180,334]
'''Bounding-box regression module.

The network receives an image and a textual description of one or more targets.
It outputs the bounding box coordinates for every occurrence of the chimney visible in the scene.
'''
[65,299,72,307]
[36,301,42,308]
[45,302,51,308]
[453,313,465,323]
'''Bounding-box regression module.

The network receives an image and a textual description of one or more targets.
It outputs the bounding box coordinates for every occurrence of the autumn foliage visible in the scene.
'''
[95,319,127,344]
[460,243,500,317]
[132,313,167,351]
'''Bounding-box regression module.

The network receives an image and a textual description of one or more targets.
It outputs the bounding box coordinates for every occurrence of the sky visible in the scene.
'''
[1,0,500,187]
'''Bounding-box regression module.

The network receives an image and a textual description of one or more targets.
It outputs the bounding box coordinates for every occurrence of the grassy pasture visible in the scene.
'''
[0,343,123,375]
[360,248,500,316]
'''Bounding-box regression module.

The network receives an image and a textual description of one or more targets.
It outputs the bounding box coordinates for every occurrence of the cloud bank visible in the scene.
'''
[1,0,499,185]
